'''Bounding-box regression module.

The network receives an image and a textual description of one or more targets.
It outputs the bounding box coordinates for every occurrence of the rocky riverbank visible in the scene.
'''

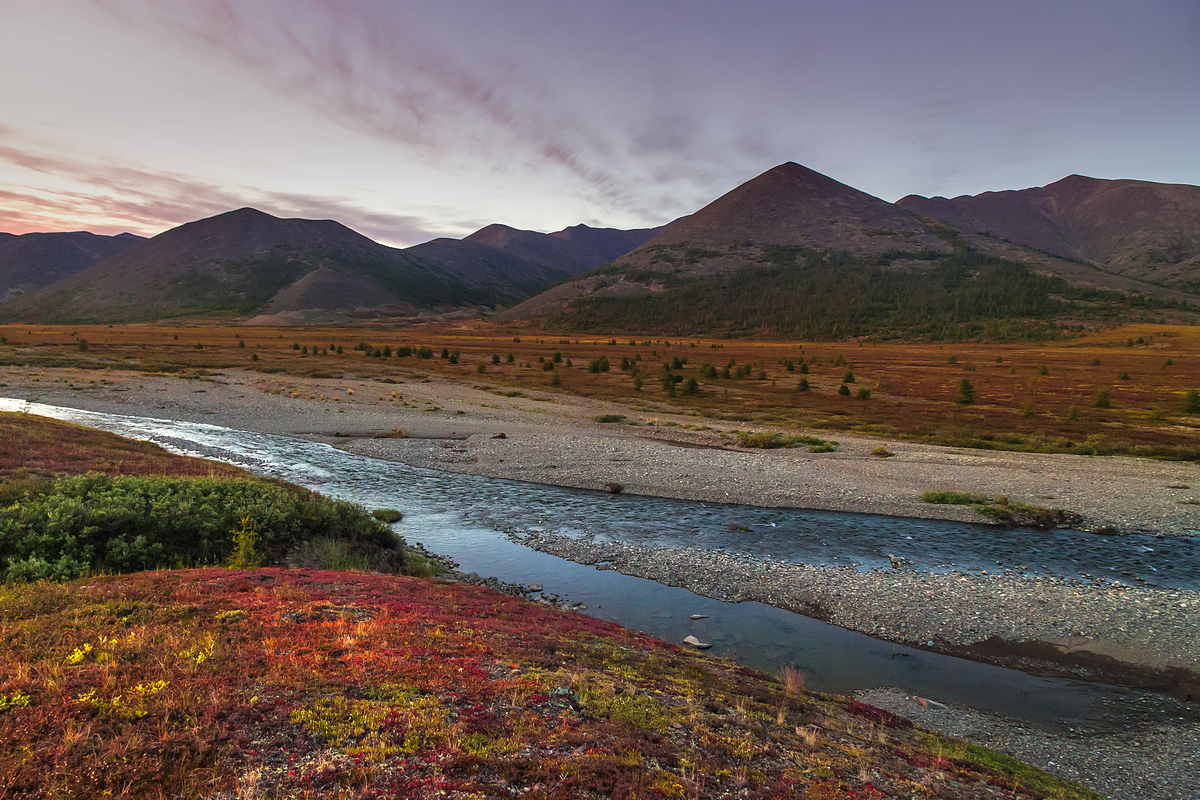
[509,530,1200,699]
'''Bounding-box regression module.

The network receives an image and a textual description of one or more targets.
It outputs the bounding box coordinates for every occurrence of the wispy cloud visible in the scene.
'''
[0,130,450,244]
[89,0,773,223]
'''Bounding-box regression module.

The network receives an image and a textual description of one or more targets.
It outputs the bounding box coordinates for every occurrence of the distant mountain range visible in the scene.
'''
[0,231,144,301]
[2,163,1198,329]
[0,210,665,324]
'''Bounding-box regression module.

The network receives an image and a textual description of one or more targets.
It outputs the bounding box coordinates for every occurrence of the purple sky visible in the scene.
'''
[1,0,1197,245]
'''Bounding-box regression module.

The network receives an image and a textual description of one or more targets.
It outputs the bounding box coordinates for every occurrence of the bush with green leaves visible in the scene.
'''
[0,475,400,582]
[956,379,976,405]
[1184,389,1200,414]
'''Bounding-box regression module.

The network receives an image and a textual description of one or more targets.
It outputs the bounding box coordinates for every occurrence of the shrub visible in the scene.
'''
[476,363,487,374]
[1093,389,1111,409]
[784,358,795,371]
[552,351,562,363]
[1022,401,1036,416]
[251,353,258,361]
[506,353,515,363]
[1117,370,1129,380]
[923,490,990,505]
[0,475,398,582]
[682,377,699,395]
[1091,358,1101,366]
[371,508,403,523]
[632,375,643,391]
[837,384,850,396]
[550,372,561,386]
[871,446,893,457]
[947,355,956,364]
[856,387,871,400]
[336,345,343,354]
[799,362,809,374]
[1184,389,1200,414]
[587,356,610,373]
[542,361,554,372]
[593,414,626,423]
[441,348,450,358]
[956,379,976,405]
[842,368,855,383]
[1037,364,1049,375]
[449,351,459,364]
[1067,405,1079,421]
[418,346,433,359]
[237,340,245,349]
[798,378,809,391]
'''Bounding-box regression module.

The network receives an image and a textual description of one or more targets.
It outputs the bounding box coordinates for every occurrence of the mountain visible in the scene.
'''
[500,162,955,320]
[0,209,667,324]
[501,163,1200,337]
[898,175,1200,290]
[0,231,144,301]
[632,162,946,256]
[0,208,514,323]
[462,222,666,274]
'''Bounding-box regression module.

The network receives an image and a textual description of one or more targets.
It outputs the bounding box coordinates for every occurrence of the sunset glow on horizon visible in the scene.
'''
[2,0,1198,246]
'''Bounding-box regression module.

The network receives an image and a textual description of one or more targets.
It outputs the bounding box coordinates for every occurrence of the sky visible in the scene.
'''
[1,1,1198,247]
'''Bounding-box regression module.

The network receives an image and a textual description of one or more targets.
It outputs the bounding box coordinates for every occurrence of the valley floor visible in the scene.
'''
[3,363,1200,798]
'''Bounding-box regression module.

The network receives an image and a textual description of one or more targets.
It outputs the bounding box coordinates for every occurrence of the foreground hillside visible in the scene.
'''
[0,569,1102,799]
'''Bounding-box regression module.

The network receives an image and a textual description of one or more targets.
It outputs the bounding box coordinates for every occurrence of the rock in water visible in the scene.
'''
[683,635,712,650]
[690,614,709,620]
[604,482,623,494]
[527,583,543,593]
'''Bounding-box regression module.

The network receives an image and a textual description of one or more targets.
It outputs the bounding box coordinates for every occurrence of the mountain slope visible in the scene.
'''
[898,175,1200,289]
[501,162,955,320]
[501,163,1199,335]
[0,209,509,323]
[463,221,666,275]
[0,231,144,300]
[634,161,946,256]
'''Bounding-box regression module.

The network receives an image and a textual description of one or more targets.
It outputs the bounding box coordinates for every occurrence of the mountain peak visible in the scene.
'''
[630,162,943,256]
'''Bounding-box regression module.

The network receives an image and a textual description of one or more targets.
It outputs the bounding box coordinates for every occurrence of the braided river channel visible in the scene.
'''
[5,399,1198,736]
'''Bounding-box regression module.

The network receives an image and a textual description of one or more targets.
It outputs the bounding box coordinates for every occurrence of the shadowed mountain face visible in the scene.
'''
[898,175,1200,289]
[633,162,947,256]
[0,209,667,323]
[463,222,666,275]
[500,163,1200,333]
[1,209,603,323]
[0,231,144,300]
[501,162,955,320]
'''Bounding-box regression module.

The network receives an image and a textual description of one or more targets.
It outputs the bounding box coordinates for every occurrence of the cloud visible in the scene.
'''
[88,0,774,224]
[0,132,451,244]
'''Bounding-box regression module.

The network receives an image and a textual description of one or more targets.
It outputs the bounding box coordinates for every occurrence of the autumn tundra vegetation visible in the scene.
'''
[3,320,1199,460]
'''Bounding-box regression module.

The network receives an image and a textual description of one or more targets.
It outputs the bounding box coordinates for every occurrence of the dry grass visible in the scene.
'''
[3,320,1199,458]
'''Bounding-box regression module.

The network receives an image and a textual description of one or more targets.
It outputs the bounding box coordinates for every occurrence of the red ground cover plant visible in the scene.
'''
[0,569,1102,799]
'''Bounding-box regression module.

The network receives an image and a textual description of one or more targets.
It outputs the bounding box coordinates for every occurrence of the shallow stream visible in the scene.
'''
[4,398,1196,735]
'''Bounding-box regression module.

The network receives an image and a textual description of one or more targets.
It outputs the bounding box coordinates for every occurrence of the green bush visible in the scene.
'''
[956,378,976,405]
[1093,389,1111,409]
[0,475,398,582]
[838,384,851,396]
[371,508,404,523]
[1184,390,1200,414]
[593,414,627,423]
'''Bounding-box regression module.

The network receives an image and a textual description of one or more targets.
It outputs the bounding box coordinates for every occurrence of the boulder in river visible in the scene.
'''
[604,482,623,494]
[690,614,709,620]
[683,635,712,650]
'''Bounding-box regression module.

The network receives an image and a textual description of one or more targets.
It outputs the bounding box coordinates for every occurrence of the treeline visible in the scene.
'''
[552,246,1185,341]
